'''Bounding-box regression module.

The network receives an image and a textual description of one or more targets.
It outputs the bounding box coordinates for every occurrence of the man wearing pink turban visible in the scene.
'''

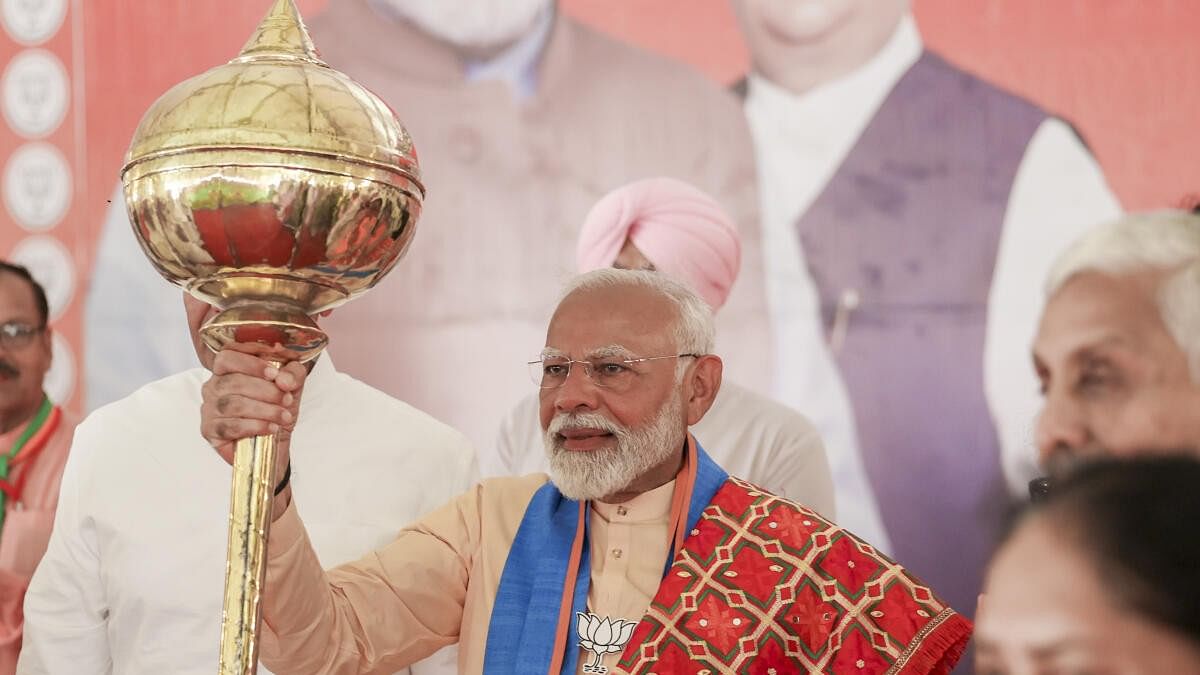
[573,177,742,311]
[495,178,835,513]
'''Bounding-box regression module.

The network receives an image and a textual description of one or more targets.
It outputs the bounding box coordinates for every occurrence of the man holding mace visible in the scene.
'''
[205,269,970,673]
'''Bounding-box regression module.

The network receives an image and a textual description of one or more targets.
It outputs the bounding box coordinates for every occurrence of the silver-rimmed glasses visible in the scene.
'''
[528,353,701,391]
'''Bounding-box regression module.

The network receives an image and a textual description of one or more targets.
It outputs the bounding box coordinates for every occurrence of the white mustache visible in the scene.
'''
[548,412,621,437]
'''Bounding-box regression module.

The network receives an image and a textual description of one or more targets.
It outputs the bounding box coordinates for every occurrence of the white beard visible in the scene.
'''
[544,393,685,502]
[371,0,553,51]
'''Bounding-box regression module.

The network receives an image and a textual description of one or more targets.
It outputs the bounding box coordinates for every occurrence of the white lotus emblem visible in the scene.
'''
[577,612,638,674]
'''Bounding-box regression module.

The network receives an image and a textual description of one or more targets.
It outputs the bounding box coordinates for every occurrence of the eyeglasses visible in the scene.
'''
[0,321,42,350]
[528,353,701,391]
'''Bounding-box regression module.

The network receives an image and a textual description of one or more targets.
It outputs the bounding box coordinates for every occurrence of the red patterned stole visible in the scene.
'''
[617,477,970,674]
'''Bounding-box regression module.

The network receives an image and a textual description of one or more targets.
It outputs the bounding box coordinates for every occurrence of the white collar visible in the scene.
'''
[463,6,554,100]
[296,353,336,410]
[745,13,923,149]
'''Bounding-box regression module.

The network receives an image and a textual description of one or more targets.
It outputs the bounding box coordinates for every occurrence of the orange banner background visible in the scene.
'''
[0,0,1195,413]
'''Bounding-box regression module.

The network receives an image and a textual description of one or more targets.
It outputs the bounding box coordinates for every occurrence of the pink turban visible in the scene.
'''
[575,177,741,310]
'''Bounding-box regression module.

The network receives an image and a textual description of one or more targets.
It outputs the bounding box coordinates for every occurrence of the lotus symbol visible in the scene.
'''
[577,612,638,674]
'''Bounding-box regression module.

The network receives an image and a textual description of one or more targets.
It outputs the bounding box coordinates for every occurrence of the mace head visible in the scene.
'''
[121,0,423,362]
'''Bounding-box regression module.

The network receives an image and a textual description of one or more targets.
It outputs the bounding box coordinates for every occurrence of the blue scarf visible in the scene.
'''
[483,441,728,674]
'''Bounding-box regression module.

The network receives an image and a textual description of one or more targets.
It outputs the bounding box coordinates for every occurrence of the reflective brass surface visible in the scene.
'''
[221,432,277,675]
[119,1,424,673]
[122,0,423,347]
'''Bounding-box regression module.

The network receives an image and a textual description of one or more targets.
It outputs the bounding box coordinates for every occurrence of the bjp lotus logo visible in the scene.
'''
[577,612,638,674]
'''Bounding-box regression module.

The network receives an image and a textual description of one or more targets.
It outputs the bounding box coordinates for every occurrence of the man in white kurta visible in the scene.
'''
[18,297,478,675]
[496,178,835,516]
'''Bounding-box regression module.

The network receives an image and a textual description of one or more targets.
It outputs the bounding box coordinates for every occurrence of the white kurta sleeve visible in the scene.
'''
[17,430,111,674]
[764,416,837,520]
[490,394,542,479]
[985,118,1122,496]
[444,431,481,498]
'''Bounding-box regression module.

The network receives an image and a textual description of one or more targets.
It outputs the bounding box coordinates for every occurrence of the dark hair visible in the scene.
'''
[0,260,49,327]
[1021,456,1200,647]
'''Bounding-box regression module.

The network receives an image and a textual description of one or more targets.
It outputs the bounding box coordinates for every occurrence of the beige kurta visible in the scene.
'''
[261,475,677,675]
[0,408,75,673]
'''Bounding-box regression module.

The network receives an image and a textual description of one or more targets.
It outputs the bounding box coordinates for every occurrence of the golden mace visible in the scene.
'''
[120,1,424,672]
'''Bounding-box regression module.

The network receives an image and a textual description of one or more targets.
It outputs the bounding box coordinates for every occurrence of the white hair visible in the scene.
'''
[1045,209,1200,379]
[559,268,716,357]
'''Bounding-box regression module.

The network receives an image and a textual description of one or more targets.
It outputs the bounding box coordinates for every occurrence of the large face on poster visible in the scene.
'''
[732,0,914,45]
[739,0,872,42]
[370,0,553,50]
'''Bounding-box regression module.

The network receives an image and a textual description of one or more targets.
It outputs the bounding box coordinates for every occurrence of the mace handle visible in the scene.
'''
[217,424,279,674]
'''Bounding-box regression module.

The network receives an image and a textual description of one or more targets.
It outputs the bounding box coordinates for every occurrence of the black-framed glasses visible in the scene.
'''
[528,353,701,391]
[0,321,43,350]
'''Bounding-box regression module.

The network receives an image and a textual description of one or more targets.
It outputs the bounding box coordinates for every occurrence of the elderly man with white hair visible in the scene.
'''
[199,269,970,674]
[1032,208,1200,475]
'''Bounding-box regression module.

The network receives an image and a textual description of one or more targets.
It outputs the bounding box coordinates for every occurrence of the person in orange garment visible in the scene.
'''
[0,262,75,673]
[200,269,969,674]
